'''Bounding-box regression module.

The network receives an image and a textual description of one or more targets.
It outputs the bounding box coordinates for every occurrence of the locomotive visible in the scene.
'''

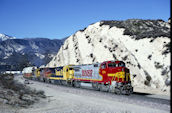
[23,61,133,95]
[22,67,34,78]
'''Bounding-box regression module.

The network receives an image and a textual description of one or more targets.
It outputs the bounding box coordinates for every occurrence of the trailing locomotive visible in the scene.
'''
[22,61,133,95]
[22,67,34,78]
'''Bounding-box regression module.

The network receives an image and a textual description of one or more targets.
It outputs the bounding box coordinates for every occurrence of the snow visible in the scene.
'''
[22,67,33,73]
[0,33,16,41]
[15,45,25,52]
[35,53,45,59]
[4,71,21,74]
[30,42,39,49]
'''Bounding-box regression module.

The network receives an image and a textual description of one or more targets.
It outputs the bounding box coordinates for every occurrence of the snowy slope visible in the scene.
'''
[0,36,64,71]
[0,33,16,41]
[47,19,170,92]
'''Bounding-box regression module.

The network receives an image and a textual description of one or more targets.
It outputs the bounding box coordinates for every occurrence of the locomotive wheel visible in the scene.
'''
[100,84,104,91]
[105,85,110,92]
[100,84,109,92]
[45,78,48,83]
[66,81,73,87]
[59,80,62,85]
[115,88,122,95]
[40,77,44,82]
[48,79,51,83]
[39,78,42,82]
[50,80,53,84]
[125,91,130,96]
[74,81,81,88]
[92,83,100,91]
[61,81,66,85]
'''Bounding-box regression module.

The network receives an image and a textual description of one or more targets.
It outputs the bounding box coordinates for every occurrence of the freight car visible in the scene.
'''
[23,60,133,95]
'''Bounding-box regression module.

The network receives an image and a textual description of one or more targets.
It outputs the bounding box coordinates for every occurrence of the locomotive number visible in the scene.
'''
[82,70,93,77]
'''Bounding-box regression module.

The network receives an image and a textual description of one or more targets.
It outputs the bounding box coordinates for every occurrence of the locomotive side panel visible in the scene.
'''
[44,68,56,78]
[93,64,102,81]
[73,63,102,82]
[49,66,64,80]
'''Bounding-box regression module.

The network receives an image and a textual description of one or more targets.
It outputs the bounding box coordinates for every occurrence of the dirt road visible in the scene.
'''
[1,76,170,113]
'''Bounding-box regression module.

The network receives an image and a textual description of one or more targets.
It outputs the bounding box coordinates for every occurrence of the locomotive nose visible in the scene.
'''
[117,67,130,83]
[124,68,129,73]
[124,68,130,82]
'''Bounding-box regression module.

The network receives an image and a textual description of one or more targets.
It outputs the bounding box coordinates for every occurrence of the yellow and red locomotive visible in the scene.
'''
[23,60,133,95]
[72,61,133,95]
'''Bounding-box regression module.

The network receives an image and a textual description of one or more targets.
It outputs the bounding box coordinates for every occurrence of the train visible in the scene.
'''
[23,60,133,95]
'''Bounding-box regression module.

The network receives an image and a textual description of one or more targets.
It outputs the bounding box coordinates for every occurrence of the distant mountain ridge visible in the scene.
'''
[0,33,16,41]
[0,34,64,71]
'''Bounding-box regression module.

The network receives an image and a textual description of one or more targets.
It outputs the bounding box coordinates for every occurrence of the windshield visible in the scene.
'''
[49,68,56,73]
[74,67,80,72]
[69,68,73,70]
[108,63,116,68]
[118,62,125,67]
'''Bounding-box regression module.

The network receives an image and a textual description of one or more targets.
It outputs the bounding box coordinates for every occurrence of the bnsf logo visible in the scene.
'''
[82,70,93,77]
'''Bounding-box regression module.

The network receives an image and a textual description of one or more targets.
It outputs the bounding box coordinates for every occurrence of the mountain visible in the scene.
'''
[47,19,170,92]
[0,36,64,71]
[0,33,16,41]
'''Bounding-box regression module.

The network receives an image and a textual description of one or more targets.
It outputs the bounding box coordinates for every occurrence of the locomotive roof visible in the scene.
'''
[71,62,101,67]
[102,60,125,64]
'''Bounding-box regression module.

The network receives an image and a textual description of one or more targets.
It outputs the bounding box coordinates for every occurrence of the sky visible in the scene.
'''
[0,0,170,39]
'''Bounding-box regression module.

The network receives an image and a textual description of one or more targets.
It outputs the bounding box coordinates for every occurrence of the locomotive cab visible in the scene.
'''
[63,65,74,81]
[100,61,133,95]
[105,61,131,83]
[115,61,131,83]
[68,67,74,79]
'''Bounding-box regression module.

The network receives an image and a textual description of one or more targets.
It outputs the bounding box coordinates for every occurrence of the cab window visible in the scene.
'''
[74,67,80,72]
[101,63,106,69]
[108,63,116,68]
[69,68,73,70]
[94,64,98,67]
[118,62,125,67]
[50,68,55,73]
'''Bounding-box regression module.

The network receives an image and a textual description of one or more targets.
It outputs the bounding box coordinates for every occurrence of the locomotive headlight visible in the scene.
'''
[127,82,131,86]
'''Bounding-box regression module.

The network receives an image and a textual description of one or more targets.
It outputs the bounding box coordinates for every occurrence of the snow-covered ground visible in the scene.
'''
[0,76,169,113]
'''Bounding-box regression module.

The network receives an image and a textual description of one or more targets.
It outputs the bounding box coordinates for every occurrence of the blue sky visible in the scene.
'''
[0,0,170,39]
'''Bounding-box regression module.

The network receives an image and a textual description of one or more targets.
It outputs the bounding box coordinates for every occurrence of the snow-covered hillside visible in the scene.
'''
[0,36,64,71]
[0,33,16,41]
[47,19,170,92]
